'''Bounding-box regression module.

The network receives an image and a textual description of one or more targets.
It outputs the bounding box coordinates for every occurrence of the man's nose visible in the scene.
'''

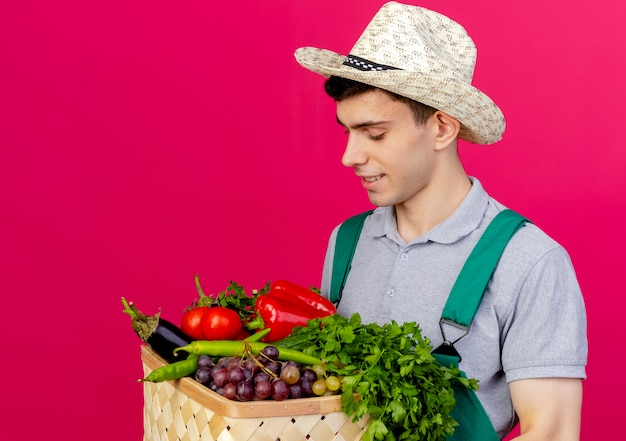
[341,134,367,167]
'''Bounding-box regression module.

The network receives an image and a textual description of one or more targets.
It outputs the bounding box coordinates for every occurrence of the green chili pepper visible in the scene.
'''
[141,331,273,384]
[174,340,323,366]
[243,328,271,342]
[140,354,199,383]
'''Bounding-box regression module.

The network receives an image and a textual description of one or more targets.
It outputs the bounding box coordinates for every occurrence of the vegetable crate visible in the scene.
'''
[141,345,370,441]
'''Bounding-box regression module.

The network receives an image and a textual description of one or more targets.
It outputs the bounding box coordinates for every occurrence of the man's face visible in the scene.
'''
[336,89,439,208]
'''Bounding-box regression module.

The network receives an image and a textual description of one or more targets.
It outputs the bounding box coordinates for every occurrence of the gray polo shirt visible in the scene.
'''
[320,178,587,438]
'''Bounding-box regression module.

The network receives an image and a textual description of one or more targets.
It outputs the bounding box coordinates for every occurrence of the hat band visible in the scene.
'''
[343,54,402,72]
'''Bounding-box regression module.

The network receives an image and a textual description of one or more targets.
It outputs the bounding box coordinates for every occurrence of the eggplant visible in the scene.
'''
[122,297,191,363]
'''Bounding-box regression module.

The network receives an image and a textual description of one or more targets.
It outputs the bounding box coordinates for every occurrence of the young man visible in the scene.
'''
[295,2,587,440]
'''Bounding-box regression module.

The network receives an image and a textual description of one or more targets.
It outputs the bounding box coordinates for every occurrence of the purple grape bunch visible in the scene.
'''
[192,345,329,402]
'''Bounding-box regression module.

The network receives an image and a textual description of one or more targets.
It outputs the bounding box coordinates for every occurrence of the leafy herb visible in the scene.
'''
[278,313,478,441]
[192,275,270,322]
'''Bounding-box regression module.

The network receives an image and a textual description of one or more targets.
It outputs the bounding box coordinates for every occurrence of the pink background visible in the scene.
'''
[0,1,624,439]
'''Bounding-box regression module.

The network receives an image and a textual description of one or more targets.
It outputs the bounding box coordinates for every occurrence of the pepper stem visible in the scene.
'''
[244,313,265,331]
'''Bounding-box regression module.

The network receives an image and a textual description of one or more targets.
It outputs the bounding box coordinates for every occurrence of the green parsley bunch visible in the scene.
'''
[278,313,478,441]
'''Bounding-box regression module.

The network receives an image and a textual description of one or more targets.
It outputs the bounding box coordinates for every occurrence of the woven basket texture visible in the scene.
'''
[141,346,369,441]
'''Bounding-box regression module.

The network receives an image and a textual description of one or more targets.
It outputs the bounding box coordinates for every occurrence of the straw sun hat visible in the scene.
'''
[295,1,505,145]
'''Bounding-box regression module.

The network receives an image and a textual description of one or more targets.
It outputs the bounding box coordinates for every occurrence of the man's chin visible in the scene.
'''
[367,194,392,208]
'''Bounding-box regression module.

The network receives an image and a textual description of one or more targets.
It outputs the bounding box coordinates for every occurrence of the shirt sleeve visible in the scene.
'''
[502,246,588,382]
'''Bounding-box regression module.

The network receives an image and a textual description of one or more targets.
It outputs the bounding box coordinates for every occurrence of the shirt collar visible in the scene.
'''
[365,177,489,245]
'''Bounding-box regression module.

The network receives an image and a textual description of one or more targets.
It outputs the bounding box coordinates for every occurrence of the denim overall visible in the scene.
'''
[331,209,528,440]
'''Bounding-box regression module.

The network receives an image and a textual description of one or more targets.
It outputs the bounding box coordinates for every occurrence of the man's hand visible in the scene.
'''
[509,377,582,440]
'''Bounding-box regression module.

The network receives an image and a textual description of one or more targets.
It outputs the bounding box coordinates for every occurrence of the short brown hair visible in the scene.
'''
[324,76,437,125]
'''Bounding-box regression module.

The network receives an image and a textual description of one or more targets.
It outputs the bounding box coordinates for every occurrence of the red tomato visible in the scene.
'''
[200,307,243,340]
[180,306,210,340]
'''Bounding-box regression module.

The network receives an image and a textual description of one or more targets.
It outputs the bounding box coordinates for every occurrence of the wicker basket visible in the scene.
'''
[141,345,370,441]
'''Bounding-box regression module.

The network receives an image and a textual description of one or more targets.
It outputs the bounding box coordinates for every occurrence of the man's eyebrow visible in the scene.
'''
[335,116,391,129]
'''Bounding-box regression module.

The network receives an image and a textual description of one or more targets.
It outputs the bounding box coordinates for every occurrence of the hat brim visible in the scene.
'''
[295,47,505,145]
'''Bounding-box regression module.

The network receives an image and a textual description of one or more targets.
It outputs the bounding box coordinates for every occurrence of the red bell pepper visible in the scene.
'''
[269,280,337,316]
[245,281,336,342]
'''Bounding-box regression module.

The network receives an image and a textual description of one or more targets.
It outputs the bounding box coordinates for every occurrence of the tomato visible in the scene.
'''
[180,306,210,340]
[200,306,243,340]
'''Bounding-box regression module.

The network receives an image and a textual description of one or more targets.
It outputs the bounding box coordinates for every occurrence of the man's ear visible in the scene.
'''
[433,111,461,151]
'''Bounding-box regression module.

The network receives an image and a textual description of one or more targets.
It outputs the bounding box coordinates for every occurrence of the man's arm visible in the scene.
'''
[509,377,582,440]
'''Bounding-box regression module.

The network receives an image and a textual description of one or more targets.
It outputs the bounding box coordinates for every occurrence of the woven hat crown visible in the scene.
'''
[295,2,505,145]
[347,3,477,83]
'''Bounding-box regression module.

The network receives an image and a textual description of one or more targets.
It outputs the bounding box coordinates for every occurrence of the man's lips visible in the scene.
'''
[362,175,383,183]
[358,174,385,190]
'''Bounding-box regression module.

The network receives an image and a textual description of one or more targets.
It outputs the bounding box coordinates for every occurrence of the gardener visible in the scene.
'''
[295,2,587,440]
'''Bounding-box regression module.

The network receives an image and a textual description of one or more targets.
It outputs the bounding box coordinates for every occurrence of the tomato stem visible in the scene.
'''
[194,274,206,297]
[194,274,217,307]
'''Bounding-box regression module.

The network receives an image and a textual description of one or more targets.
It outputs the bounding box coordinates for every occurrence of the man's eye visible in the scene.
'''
[368,133,385,140]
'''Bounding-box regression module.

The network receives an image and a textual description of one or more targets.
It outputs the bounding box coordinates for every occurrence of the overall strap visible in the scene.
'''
[434,209,528,441]
[330,210,374,303]
[330,208,529,323]
[437,209,529,352]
